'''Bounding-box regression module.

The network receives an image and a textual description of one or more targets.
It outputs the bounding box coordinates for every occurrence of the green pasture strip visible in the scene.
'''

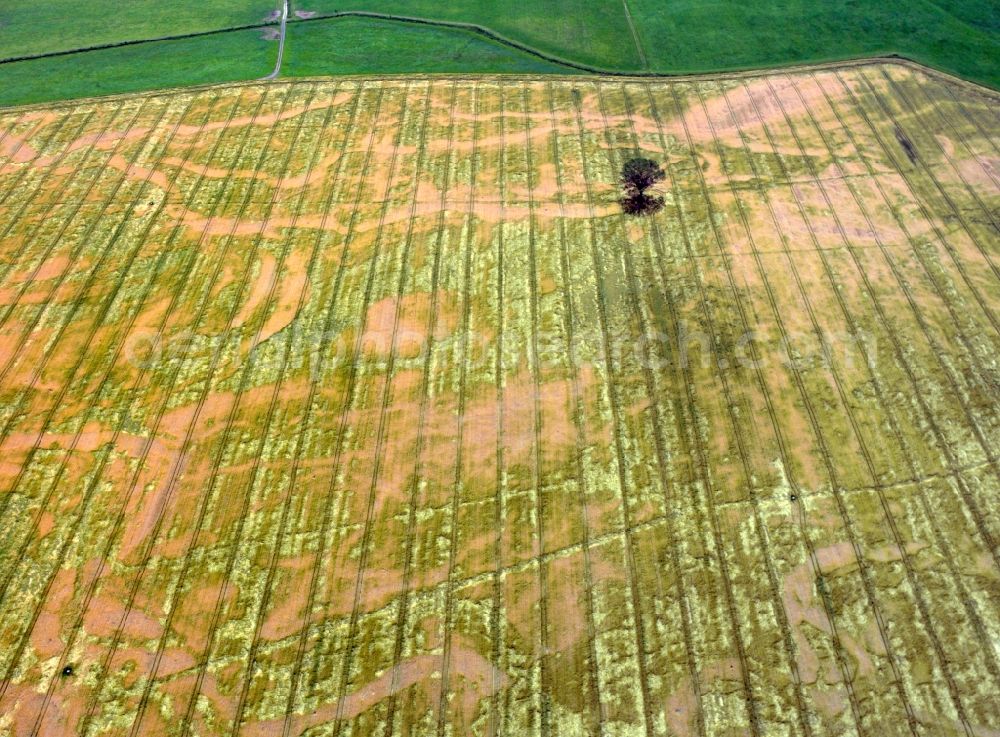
[627,0,1000,89]
[296,0,644,71]
[0,0,274,58]
[282,15,576,76]
[1,1,999,108]
[0,28,274,108]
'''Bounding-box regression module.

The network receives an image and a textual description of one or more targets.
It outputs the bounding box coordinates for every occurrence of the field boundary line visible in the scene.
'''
[3,53,997,114]
[0,21,278,66]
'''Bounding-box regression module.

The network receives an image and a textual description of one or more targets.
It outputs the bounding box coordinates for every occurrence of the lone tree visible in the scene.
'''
[620,156,665,215]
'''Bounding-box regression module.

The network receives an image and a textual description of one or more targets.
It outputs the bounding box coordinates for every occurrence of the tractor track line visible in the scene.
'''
[627,79,818,737]
[568,82,659,737]
[167,83,327,737]
[288,81,403,702]
[0,98,172,452]
[746,74,980,732]
[637,79,838,737]
[851,70,1000,331]
[72,84,276,737]
[329,81,433,734]
[0,108,91,218]
[490,82,509,737]
[938,81,1000,162]
[219,82,347,737]
[122,84,307,737]
[880,68,1000,225]
[826,73,1000,558]
[519,81,553,737]
[0,99,169,522]
[380,79,459,737]
[255,81,375,736]
[706,78,922,733]
[648,80,827,736]
[12,86,246,731]
[788,74,1000,682]
[545,79,606,737]
[435,80,480,737]
[0,97,188,601]
[606,92,719,735]
[0,101,147,406]
[0,108,102,294]
[274,82,388,734]
[805,72,1000,629]
[601,82,721,737]
[5,91,218,732]
[664,79,871,735]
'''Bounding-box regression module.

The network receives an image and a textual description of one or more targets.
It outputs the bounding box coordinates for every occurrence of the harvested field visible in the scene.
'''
[0,62,999,737]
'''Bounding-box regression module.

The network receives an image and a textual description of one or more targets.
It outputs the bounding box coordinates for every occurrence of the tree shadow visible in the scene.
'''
[620,192,665,216]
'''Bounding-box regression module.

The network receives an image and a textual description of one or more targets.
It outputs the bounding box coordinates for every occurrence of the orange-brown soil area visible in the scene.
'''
[0,64,998,737]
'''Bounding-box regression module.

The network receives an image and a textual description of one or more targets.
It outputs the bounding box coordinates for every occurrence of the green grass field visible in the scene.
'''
[0,0,277,57]
[1,0,999,107]
[282,17,573,77]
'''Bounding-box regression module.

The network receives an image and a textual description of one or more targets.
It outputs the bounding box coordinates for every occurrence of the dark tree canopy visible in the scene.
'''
[620,157,665,216]
[620,157,665,195]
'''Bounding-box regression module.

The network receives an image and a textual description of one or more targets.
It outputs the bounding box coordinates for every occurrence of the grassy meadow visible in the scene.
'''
[1,0,998,107]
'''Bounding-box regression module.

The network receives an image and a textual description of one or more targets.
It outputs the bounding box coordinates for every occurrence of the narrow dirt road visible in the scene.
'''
[262,0,289,80]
